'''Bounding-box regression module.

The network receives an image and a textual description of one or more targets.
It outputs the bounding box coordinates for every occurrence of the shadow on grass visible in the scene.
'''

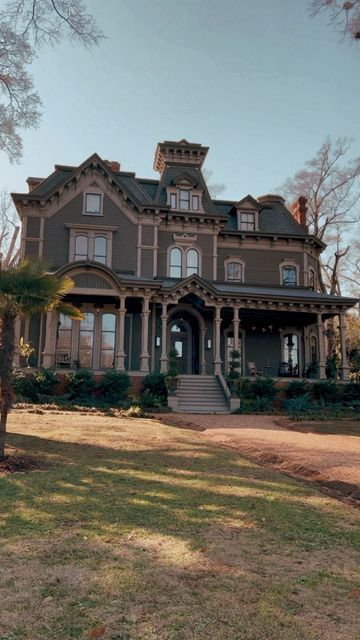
[0,431,358,554]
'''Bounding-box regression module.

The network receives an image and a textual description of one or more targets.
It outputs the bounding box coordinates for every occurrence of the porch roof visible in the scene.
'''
[158,275,358,309]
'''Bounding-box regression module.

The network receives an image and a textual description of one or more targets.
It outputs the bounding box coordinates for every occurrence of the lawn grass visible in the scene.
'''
[0,412,359,640]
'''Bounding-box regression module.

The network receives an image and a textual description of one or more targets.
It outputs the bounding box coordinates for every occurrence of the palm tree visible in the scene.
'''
[0,260,83,457]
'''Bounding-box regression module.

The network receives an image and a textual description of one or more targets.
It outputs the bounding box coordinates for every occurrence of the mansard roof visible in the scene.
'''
[11,142,321,243]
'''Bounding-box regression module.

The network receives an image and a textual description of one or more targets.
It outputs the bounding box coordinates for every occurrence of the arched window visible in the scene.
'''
[309,268,315,290]
[282,265,297,286]
[186,248,199,276]
[74,235,88,261]
[94,236,107,264]
[226,261,243,282]
[170,247,182,278]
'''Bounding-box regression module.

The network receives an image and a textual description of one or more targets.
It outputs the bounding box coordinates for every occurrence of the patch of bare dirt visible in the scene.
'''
[0,453,45,474]
[160,414,360,505]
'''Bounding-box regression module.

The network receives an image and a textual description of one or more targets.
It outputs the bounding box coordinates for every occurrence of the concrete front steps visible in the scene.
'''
[175,375,230,413]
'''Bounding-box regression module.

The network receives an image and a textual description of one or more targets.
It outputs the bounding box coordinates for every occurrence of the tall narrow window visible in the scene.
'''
[78,312,94,367]
[186,248,199,276]
[226,262,243,282]
[282,266,297,286]
[56,314,72,366]
[309,268,315,290]
[283,333,299,376]
[170,247,182,277]
[94,236,107,264]
[170,193,177,208]
[179,189,190,210]
[239,212,255,231]
[192,195,199,211]
[100,313,116,368]
[310,335,317,363]
[74,235,88,261]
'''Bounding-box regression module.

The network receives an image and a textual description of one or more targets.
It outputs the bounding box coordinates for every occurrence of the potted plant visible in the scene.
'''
[19,337,36,368]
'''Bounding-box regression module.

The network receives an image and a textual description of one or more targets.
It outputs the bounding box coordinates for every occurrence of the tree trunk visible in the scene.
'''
[0,310,15,458]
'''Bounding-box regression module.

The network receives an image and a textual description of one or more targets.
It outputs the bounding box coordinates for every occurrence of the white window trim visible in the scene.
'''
[57,307,117,370]
[279,261,299,286]
[224,257,245,283]
[167,186,204,213]
[237,209,258,232]
[167,244,202,278]
[67,224,116,267]
[280,329,302,376]
[82,187,104,216]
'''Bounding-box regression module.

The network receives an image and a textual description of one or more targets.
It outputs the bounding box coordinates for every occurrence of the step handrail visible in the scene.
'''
[216,372,231,400]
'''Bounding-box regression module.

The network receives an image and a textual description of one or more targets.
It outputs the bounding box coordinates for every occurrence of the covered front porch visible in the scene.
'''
[13,268,354,381]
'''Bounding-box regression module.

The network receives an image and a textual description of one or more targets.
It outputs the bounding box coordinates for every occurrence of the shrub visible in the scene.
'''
[142,373,167,401]
[326,355,339,380]
[237,377,253,399]
[284,380,309,398]
[311,380,340,405]
[234,397,273,414]
[140,389,167,408]
[284,396,314,418]
[251,377,277,400]
[12,368,58,402]
[97,370,131,403]
[65,369,96,400]
[340,382,360,405]
[226,350,241,393]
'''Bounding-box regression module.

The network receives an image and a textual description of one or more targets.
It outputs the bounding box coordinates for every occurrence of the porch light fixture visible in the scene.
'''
[155,336,161,347]
[93,303,104,313]
[206,339,212,349]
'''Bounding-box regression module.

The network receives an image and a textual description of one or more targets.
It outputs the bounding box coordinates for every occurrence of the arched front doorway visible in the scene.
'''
[168,311,200,374]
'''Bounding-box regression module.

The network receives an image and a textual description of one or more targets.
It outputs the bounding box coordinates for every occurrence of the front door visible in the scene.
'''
[170,320,191,374]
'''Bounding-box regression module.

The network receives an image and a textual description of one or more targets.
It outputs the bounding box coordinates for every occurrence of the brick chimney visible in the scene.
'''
[104,160,121,173]
[291,196,308,229]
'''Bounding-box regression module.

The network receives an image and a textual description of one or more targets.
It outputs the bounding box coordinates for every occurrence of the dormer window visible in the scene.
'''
[167,177,203,213]
[179,189,190,210]
[239,211,255,231]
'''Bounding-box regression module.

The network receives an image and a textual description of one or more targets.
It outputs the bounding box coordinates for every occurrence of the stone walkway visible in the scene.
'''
[161,414,360,501]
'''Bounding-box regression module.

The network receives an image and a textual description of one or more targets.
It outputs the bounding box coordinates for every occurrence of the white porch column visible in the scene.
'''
[42,311,57,367]
[213,304,222,374]
[339,312,349,380]
[115,296,126,371]
[140,296,150,372]
[13,316,21,367]
[316,313,326,379]
[160,301,168,373]
[233,305,240,353]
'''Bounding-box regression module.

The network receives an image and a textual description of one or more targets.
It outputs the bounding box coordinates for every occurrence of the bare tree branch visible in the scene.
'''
[279,136,360,294]
[311,0,360,41]
[0,0,104,162]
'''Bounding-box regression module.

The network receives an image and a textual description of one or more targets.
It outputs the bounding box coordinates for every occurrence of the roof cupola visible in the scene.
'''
[153,139,209,175]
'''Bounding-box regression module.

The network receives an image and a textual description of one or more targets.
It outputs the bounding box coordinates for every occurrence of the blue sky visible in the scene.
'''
[2,0,360,200]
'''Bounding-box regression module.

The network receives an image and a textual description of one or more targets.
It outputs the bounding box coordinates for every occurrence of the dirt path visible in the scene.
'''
[161,414,360,503]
